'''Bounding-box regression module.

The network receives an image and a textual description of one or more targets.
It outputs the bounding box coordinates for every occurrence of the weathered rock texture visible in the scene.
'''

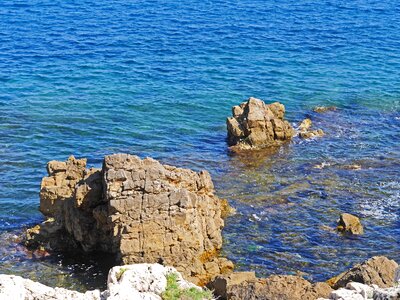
[0,263,205,300]
[226,97,294,150]
[27,156,108,252]
[208,272,332,300]
[26,154,233,285]
[337,213,364,235]
[328,256,399,289]
[102,154,233,284]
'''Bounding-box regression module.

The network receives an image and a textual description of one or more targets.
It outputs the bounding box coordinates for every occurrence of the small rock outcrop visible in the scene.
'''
[0,263,207,300]
[298,118,325,139]
[337,213,364,235]
[208,272,332,300]
[327,256,399,289]
[226,97,294,150]
[26,154,233,285]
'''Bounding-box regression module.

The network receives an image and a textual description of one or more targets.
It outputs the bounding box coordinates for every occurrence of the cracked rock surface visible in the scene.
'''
[26,154,233,285]
[226,97,294,150]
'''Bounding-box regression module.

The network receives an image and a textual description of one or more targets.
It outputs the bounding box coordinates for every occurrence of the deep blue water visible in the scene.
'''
[0,0,399,290]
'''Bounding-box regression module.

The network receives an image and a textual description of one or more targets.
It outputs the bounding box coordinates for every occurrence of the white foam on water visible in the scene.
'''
[359,183,400,221]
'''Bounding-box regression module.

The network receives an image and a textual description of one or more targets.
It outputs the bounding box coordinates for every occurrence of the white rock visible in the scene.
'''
[395,267,400,284]
[0,263,203,300]
[346,281,374,298]
[330,288,365,300]
[107,263,200,300]
[0,275,26,300]
[373,286,400,300]
[0,274,100,300]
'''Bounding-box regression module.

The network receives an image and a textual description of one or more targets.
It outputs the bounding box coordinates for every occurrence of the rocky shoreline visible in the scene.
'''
[1,98,399,299]
[1,257,399,299]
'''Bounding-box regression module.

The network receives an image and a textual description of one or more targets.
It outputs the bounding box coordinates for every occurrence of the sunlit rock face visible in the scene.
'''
[226,97,294,151]
[102,154,233,285]
[26,154,233,285]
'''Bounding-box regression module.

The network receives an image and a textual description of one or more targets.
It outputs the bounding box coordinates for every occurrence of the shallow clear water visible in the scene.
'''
[0,0,399,290]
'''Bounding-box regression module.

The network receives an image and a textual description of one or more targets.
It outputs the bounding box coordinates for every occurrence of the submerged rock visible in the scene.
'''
[337,213,364,235]
[313,106,338,113]
[327,256,399,289]
[226,97,294,150]
[26,154,233,285]
[0,263,207,300]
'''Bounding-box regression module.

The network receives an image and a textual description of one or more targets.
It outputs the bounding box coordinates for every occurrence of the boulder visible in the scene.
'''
[329,288,364,300]
[337,213,364,235]
[328,256,399,289]
[26,154,233,285]
[226,97,294,150]
[346,282,374,298]
[207,271,257,299]
[208,273,332,300]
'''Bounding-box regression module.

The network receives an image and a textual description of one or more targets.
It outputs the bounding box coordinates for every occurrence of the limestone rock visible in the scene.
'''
[299,129,325,139]
[299,118,313,131]
[346,282,374,298]
[26,154,233,285]
[330,288,364,300]
[298,117,325,139]
[208,273,332,300]
[328,256,399,289]
[373,286,400,300]
[0,274,101,300]
[207,271,257,299]
[107,264,200,300]
[28,156,109,252]
[0,263,206,300]
[103,154,233,285]
[226,97,294,150]
[337,213,364,235]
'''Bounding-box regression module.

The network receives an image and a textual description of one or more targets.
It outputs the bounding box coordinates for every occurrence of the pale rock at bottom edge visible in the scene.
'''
[0,263,204,300]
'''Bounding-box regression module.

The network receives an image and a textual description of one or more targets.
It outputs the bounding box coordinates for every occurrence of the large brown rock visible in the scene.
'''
[208,273,332,300]
[328,256,399,289]
[26,154,233,285]
[337,213,364,235]
[226,97,294,150]
[102,154,233,285]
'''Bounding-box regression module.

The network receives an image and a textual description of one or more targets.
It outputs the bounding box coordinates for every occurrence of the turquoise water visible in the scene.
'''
[0,0,399,290]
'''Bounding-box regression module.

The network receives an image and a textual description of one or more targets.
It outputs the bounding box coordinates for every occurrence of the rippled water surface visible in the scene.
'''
[1,0,399,290]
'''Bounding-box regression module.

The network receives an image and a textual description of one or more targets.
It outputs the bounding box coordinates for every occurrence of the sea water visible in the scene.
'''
[0,0,399,291]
